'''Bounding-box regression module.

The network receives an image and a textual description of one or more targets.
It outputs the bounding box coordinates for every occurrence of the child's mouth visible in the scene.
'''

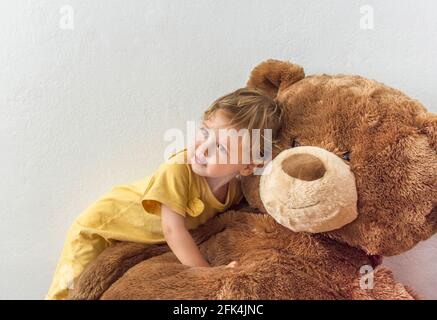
[193,154,207,166]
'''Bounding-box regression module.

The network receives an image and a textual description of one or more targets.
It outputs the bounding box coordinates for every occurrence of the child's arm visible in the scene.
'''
[161,204,211,267]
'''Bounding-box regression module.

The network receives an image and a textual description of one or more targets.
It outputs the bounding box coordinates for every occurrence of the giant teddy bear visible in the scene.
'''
[70,59,436,300]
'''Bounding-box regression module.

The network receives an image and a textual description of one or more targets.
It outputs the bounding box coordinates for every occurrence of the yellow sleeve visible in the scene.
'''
[141,162,190,218]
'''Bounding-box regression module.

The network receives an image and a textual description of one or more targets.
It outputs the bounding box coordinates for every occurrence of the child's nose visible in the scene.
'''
[195,142,209,159]
[196,139,215,157]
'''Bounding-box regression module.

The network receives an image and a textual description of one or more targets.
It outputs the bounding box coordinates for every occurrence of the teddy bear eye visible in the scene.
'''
[291,138,300,148]
[342,151,351,161]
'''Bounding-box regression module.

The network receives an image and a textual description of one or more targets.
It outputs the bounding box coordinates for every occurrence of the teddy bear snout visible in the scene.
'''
[281,153,326,182]
[260,146,359,233]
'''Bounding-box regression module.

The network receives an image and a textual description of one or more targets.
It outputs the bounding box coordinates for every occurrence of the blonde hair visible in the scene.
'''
[203,87,283,158]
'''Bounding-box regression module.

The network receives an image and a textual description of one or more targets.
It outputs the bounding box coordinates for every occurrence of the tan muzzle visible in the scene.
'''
[260,146,358,233]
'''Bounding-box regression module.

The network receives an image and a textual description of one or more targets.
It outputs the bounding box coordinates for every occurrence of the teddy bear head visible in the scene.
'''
[242,59,437,256]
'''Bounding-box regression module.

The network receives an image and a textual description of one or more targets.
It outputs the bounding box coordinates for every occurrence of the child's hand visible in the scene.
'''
[225,261,238,268]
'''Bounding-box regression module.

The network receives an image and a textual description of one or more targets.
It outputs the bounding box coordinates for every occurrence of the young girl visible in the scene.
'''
[46,88,283,299]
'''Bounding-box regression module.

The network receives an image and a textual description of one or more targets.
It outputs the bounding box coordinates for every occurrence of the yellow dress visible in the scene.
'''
[46,149,243,300]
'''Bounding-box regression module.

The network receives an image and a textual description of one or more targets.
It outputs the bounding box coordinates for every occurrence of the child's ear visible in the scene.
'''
[246,59,305,99]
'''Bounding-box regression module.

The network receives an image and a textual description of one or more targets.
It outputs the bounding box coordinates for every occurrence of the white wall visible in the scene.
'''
[0,0,436,299]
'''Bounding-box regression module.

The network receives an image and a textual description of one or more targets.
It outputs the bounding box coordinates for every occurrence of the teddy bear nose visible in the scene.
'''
[281,153,326,181]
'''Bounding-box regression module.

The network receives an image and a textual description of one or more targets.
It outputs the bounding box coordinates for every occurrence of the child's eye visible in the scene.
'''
[199,127,209,138]
[218,143,227,154]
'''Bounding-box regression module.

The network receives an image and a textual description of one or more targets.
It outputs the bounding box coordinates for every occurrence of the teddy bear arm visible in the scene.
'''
[69,241,169,300]
[190,210,257,244]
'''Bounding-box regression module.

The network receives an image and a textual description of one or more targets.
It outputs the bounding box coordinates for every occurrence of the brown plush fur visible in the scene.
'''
[70,59,436,300]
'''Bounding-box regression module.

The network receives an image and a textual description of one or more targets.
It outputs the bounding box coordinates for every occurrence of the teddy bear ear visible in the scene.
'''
[246,59,305,99]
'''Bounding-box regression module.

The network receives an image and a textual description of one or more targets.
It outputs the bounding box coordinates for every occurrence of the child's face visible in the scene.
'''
[188,109,260,179]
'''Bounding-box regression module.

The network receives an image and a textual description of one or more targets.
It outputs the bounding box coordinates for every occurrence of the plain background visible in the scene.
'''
[0,0,436,299]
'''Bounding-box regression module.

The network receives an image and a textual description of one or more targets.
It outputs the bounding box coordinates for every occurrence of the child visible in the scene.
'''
[46,88,283,299]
